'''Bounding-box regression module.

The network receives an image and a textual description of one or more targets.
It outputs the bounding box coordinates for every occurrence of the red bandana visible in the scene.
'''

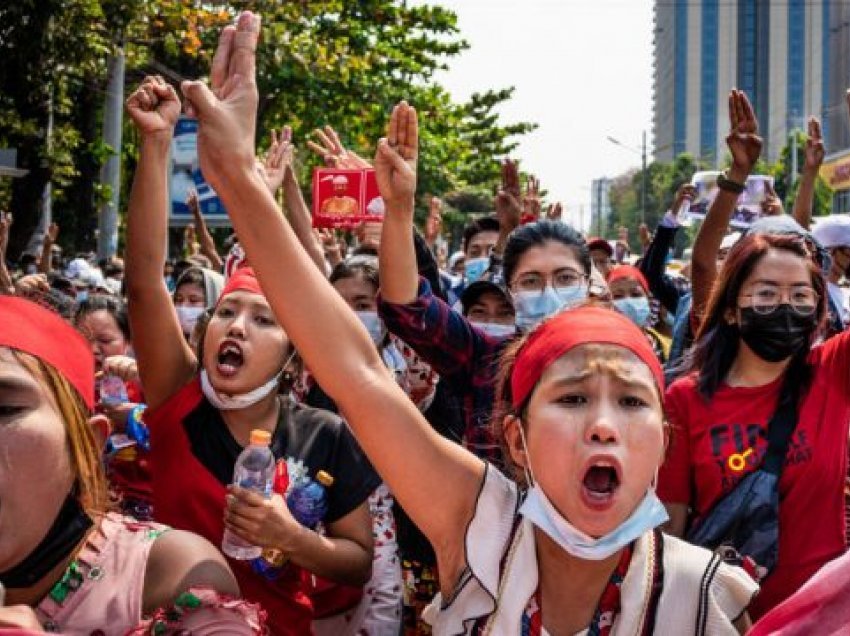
[0,296,95,409]
[607,265,649,294]
[510,305,664,410]
[218,266,263,303]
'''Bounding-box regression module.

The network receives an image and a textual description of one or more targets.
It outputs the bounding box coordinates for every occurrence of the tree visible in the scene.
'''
[1,1,535,258]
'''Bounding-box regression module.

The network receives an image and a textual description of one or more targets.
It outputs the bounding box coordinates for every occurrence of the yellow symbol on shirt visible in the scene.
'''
[727,448,754,473]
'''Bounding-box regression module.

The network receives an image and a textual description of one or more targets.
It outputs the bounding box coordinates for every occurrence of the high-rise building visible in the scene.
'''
[653,1,847,165]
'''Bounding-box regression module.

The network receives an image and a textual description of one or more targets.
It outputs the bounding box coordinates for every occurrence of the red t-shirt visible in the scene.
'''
[658,329,850,619]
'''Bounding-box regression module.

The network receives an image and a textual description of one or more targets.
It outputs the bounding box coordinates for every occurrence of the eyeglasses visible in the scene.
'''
[511,268,586,293]
[739,283,819,316]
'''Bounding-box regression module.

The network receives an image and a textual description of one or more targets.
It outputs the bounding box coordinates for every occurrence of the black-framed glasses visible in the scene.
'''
[739,283,818,316]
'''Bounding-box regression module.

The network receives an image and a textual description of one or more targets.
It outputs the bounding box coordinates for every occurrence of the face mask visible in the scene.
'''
[25,264,37,275]
[614,297,651,328]
[356,311,386,345]
[176,305,205,336]
[464,257,490,285]
[516,425,668,560]
[738,305,815,363]
[76,290,89,303]
[513,286,587,332]
[471,321,517,338]
[201,348,296,412]
[520,482,669,561]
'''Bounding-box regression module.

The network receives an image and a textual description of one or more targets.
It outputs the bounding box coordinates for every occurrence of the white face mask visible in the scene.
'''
[176,305,205,336]
[513,285,587,332]
[356,310,386,345]
[516,423,668,560]
[471,321,517,338]
[200,349,296,411]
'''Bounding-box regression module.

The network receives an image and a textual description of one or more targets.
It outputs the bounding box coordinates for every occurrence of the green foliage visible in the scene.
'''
[608,153,705,251]
[0,1,533,257]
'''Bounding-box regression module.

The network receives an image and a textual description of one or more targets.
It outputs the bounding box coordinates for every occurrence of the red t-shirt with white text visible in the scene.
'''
[658,330,850,619]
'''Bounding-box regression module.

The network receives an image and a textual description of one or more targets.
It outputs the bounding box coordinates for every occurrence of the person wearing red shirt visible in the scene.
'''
[658,231,850,619]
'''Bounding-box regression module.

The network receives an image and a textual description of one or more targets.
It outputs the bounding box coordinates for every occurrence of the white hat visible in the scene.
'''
[448,251,465,269]
[812,215,850,249]
[720,231,742,251]
[332,175,348,186]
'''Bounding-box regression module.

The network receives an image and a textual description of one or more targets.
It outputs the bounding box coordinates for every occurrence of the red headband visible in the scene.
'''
[0,296,95,410]
[607,265,649,294]
[219,266,263,301]
[511,305,664,410]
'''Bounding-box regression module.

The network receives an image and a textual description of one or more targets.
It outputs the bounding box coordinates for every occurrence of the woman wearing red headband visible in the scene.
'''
[124,67,378,634]
[177,14,757,633]
[607,265,670,364]
[0,296,263,633]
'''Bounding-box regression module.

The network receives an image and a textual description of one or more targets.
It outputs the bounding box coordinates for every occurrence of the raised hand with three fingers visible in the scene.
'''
[522,175,541,221]
[307,126,372,170]
[180,11,262,189]
[726,89,762,182]
[804,117,825,172]
[495,159,522,231]
[262,127,295,195]
[374,101,418,213]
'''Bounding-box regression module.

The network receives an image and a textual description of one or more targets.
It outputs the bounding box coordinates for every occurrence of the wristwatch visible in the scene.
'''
[716,172,745,195]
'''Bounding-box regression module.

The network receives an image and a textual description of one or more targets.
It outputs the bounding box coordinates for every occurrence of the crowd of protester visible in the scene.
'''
[3,11,850,635]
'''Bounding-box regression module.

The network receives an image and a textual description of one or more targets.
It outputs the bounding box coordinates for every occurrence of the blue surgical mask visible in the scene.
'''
[520,482,669,560]
[517,425,668,560]
[614,297,651,328]
[513,286,587,332]
[356,311,386,345]
[464,257,490,285]
[471,321,517,339]
[76,290,89,303]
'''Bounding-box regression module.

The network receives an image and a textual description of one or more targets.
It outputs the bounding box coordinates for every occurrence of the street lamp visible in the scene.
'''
[606,132,647,225]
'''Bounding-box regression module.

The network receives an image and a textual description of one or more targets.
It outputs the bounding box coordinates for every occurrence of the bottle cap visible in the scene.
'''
[250,429,272,446]
[316,470,334,487]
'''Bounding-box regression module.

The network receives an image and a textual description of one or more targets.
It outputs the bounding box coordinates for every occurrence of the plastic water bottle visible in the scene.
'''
[222,429,276,560]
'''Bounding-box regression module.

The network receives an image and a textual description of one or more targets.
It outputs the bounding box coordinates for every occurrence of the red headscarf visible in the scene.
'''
[0,296,95,409]
[606,265,649,294]
[218,266,263,302]
[511,305,664,410]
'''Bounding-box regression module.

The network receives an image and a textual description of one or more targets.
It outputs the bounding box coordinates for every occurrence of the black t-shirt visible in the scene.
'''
[183,397,379,524]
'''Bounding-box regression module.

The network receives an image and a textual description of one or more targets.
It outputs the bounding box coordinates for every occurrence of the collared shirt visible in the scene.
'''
[378,277,512,464]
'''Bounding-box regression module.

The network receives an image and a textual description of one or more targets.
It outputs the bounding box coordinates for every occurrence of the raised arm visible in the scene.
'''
[692,89,762,320]
[792,117,825,230]
[263,126,328,275]
[376,123,420,304]
[639,184,694,314]
[125,76,197,409]
[181,13,482,581]
[0,212,14,295]
[188,190,224,271]
[39,222,58,275]
[493,159,522,258]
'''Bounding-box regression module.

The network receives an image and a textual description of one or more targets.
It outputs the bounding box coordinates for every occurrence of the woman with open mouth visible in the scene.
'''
[184,14,758,634]
[0,296,263,633]
[123,68,379,635]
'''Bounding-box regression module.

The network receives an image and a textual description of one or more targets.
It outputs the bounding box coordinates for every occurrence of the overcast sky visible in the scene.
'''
[420,0,654,232]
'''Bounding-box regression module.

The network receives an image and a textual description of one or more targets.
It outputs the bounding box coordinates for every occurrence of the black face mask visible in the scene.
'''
[0,494,92,589]
[738,304,816,363]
